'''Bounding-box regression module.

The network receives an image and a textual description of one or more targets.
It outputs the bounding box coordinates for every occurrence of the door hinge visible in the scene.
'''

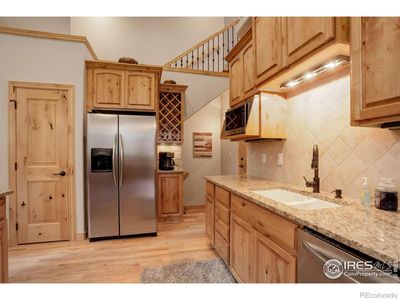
[16,222,19,231]
[15,162,17,170]
[10,99,17,109]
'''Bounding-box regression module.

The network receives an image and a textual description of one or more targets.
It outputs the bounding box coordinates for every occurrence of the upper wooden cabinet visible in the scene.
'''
[251,17,349,94]
[253,17,283,84]
[282,17,335,66]
[86,60,162,112]
[351,17,400,126]
[226,29,256,107]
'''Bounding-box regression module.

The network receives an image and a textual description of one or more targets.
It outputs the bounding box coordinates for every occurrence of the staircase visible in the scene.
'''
[163,19,239,77]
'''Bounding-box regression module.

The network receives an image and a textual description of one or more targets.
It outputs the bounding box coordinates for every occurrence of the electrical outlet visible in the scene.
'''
[277,153,283,166]
[261,153,267,164]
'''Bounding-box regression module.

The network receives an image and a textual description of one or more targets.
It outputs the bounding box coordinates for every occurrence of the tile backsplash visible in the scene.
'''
[157,145,182,167]
[248,76,400,200]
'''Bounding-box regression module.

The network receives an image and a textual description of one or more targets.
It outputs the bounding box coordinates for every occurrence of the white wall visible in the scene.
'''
[182,93,222,206]
[0,17,70,34]
[219,90,239,175]
[0,33,92,234]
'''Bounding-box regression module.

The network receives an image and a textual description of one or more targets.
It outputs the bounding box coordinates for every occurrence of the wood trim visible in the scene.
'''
[163,66,229,77]
[0,26,98,60]
[225,28,252,63]
[86,60,163,75]
[8,81,76,246]
[164,19,240,67]
[75,233,87,241]
[183,205,205,214]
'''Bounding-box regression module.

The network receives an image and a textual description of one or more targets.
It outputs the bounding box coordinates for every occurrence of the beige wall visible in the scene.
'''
[0,17,70,34]
[220,90,239,175]
[248,76,400,200]
[0,33,92,235]
[182,93,223,206]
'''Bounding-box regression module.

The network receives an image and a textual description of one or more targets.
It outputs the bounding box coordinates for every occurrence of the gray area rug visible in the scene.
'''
[140,258,237,283]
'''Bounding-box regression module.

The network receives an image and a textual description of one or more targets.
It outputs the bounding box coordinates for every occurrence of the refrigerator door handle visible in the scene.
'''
[119,134,124,187]
[112,134,118,186]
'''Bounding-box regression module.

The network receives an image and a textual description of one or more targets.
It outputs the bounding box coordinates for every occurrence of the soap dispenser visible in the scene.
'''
[361,177,371,207]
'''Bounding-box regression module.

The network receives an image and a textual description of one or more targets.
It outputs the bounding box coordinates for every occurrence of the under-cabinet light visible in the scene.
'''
[280,55,350,90]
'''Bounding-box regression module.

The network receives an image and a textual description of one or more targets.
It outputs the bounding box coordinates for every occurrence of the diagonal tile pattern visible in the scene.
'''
[248,76,400,200]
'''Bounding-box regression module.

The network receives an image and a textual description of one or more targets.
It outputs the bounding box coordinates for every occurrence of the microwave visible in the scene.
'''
[225,99,253,136]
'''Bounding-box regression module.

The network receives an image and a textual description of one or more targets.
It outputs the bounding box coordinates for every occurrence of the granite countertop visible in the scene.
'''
[157,168,186,173]
[205,175,400,265]
[0,190,13,199]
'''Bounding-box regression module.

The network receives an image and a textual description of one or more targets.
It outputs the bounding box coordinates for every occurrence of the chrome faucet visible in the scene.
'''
[303,144,320,193]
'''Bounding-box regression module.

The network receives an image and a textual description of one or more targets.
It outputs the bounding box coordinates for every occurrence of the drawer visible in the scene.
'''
[215,201,230,225]
[215,186,230,208]
[206,181,215,198]
[215,217,230,243]
[215,231,229,265]
[0,199,5,221]
[206,195,214,204]
[231,193,298,252]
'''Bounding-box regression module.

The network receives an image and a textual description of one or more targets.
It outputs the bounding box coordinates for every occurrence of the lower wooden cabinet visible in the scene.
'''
[230,213,253,283]
[157,172,183,217]
[205,181,298,283]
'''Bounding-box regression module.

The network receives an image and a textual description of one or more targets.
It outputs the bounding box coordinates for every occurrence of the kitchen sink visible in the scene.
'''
[252,189,340,210]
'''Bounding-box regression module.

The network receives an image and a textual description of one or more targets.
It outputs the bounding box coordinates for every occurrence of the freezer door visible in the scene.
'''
[119,114,157,235]
[87,113,119,238]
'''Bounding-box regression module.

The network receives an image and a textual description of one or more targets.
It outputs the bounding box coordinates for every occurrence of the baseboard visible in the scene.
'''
[75,232,87,241]
[184,204,205,214]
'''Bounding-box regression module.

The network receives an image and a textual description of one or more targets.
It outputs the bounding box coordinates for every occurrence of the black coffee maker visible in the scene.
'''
[159,152,175,170]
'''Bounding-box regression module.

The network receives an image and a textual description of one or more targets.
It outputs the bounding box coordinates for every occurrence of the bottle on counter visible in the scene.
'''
[374,178,398,212]
[361,177,371,207]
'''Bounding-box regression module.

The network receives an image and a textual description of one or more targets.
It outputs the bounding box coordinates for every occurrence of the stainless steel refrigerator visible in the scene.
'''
[86,112,157,240]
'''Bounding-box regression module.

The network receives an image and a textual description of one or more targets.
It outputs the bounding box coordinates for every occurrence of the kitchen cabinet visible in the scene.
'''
[230,213,253,283]
[204,182,298,283]
[282,17,335,66]
[226,29,255,107]
[205,180,215,245]
[351,17,400,126]
[157,172,183,218]
[86,60,162,112]
[158,83,187,144]
[251,17,349,94]
[253,17,283,85]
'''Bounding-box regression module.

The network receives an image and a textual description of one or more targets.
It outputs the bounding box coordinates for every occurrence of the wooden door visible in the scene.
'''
[205,195,214,245]
[15,86,72,244]
[229,56,243,107]
[351,17,400,124]
[283,17,335,66]
[0,218,7,282]
[253,17,283,84]
[93,69,125,109]
[157,173,183,217]
[237,141,247,175]
[242,42,255,99]
[253,231,296,283]
[230,213,253,283]
[125,72,156,111]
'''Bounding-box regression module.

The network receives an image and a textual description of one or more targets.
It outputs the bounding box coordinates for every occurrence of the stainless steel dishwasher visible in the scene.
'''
[297,228,400,283]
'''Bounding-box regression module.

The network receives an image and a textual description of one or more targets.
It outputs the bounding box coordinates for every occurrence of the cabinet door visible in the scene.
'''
[253,231,296,283]
[157,174,183,217]
[0,219,7,283]
[205,195,215,245]
[242,42,255,99]
[229,56,243,107]
[253,17,283,84]
[351,17,400,124]
[93,69,125,108]
[230,213,253,283]
[283,17,335,65]
[126,72,156,111]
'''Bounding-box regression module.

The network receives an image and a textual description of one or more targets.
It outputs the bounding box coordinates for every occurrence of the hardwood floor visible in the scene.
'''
[8,212,217,283]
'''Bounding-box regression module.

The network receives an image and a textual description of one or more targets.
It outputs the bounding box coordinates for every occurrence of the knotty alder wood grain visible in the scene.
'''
[8,212,217,283]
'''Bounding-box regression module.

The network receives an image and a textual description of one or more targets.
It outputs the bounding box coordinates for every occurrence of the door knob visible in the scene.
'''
[53,170,66,176]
